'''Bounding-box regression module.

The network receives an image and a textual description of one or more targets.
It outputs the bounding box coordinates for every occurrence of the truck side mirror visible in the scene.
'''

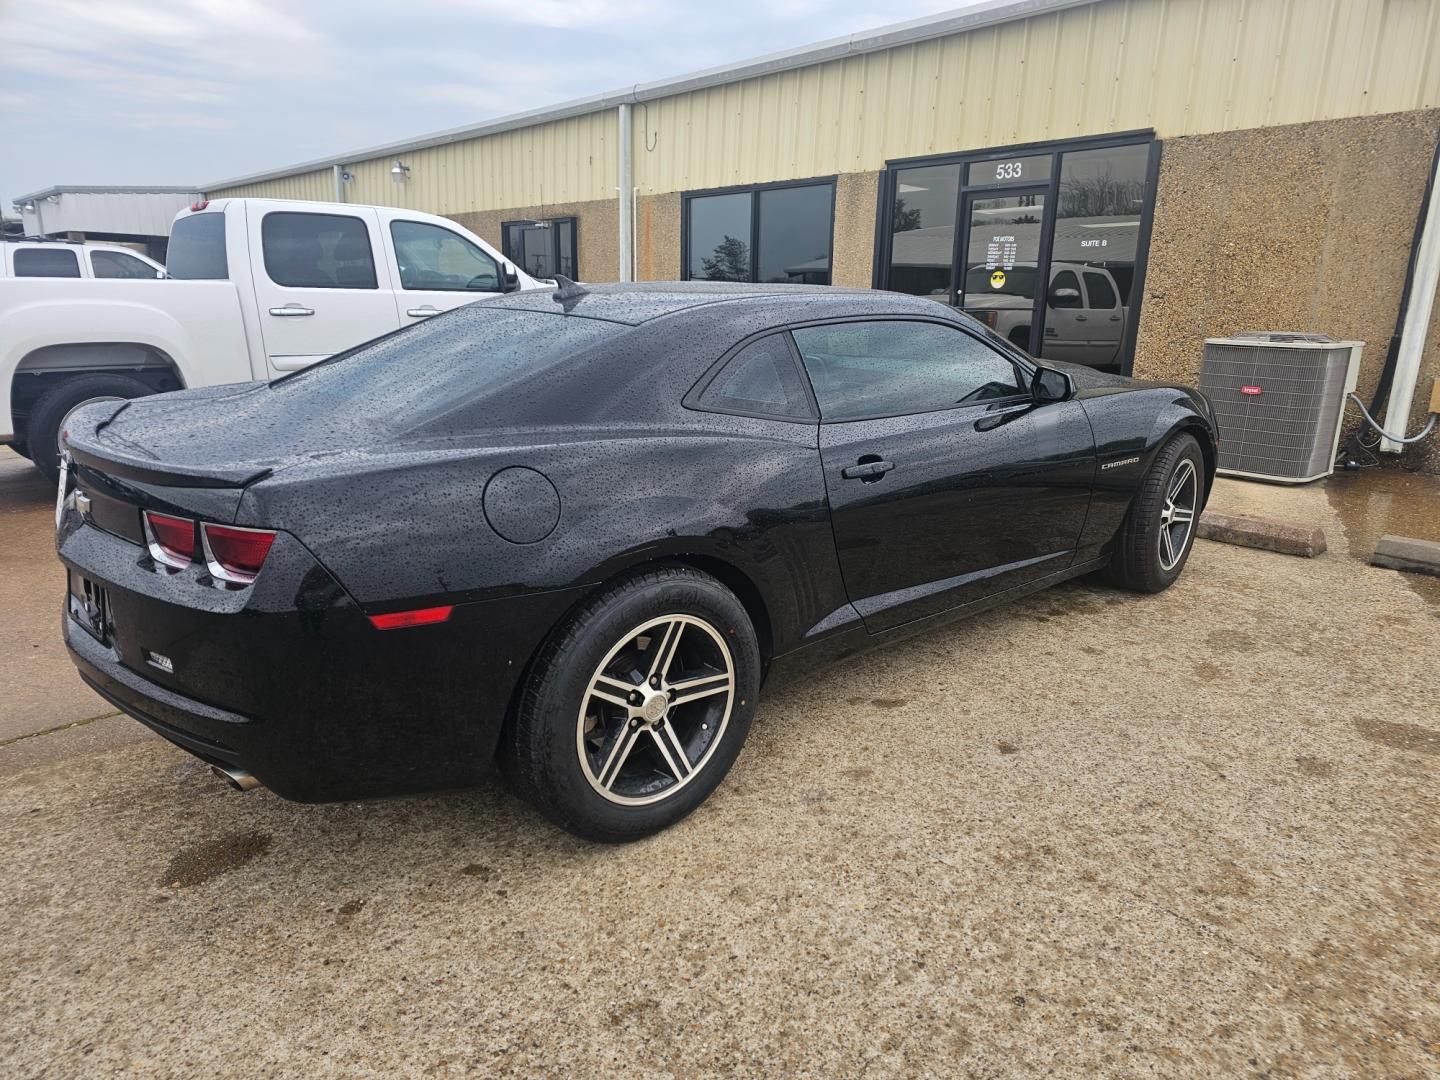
[501,267,521,293]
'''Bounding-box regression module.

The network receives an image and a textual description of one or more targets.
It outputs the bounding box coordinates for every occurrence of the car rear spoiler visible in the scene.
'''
[65,410,273,489]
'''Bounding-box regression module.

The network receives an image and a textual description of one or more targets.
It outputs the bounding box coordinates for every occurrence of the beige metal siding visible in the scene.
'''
[208,0,1440,210]
[636,0,1440,193]
[213,169,334,202]
[210,112,616,210]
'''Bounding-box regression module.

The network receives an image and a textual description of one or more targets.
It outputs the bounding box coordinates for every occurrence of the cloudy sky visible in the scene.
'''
[1,0,973,207]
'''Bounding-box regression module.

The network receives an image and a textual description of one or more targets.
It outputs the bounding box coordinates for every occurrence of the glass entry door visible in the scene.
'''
[957,188,1047,354]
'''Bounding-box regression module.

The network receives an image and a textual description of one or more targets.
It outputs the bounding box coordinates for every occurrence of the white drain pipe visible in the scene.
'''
[617,101,634,282]
[1382,146,1440,452]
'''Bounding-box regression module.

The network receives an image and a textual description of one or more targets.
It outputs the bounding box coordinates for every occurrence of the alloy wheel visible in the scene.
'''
[1158,458,1198,571]
[576,614,736,806]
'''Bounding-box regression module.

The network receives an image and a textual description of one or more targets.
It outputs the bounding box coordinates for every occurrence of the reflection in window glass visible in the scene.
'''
[687,193,752,281]
[757,184,833,284]
[502,218,577,280]
[263,212,377,289]
[14,248,81,277]
[391,220,499,291]
[887,164,959,299]
[961,192,1047,352]
[1039,143,1149,372]
[792,320,1022,420]
[698,334,811,419]
[91,251,157,278]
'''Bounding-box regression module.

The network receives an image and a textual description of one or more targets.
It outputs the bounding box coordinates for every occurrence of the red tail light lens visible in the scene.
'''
[368,606,453,631]
[201,523,276,584]
[144,512,196,569]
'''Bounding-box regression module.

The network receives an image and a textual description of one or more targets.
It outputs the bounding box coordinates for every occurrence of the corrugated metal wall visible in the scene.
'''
[209,0,1440,210]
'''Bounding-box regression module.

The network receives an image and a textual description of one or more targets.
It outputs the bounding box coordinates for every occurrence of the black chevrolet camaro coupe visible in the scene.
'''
[57,282,1215,841]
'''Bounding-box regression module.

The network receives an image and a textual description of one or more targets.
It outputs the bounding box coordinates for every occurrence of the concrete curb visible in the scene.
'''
[1371,534,1440,578]
[1196,509,1328,558]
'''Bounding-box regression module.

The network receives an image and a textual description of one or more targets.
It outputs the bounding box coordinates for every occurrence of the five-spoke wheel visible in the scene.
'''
[578,614,736,805]
[504,565,759,842]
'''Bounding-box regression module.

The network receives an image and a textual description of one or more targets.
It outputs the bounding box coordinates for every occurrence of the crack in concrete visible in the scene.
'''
[0,710,123,748]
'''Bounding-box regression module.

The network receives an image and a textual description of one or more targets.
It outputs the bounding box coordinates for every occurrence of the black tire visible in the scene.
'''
[503,565,761,842]
[1103,432,1205,593]
[29,374,153,481]
[1008,327,1031,352]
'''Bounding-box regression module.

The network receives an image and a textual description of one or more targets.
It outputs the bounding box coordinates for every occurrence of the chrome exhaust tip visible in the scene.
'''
[211,764,260,792]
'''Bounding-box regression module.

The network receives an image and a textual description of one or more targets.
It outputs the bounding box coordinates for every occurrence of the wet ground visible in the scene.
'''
[1325,468,1440,607]
[2,447,1438,1076]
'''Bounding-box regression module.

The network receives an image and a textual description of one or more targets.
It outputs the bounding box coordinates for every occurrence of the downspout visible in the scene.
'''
[332,165,346,203]
[1380,132,1440,452]
[617,100,634,282]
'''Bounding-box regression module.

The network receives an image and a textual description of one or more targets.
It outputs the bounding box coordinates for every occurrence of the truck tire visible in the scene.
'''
[29,374,154,482]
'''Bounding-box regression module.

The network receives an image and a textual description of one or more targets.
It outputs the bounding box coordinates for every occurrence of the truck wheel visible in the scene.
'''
[29,374,153,481]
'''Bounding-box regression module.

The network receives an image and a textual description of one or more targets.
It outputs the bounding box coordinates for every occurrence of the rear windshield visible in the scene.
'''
[269,306,619,433]
[167,213,228,279]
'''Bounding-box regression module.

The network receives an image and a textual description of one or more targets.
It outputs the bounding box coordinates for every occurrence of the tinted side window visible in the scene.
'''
[262,212,377,289]
[1049,269,1083,308]
[91,251,156,278]
[1083,270,1117,309]
[14,248,81,277]
[695,335,813,420]
[391,220,499,291]
[167,212,228,279]
[792,320,1023,421]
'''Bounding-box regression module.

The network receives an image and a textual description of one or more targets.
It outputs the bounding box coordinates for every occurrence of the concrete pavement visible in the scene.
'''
[2,447,1438,1076]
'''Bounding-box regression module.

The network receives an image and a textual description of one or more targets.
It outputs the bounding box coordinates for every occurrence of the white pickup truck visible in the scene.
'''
[0,198,545,478]
[1,240,166,280]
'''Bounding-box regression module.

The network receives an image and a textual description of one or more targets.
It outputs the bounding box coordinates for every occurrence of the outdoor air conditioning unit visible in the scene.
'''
[1199,332,1363,483]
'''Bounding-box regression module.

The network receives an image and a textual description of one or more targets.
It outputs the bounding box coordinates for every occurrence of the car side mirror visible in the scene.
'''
[501,267,521,293]
[1031,365,1072,404]
[1047,285,1080,308]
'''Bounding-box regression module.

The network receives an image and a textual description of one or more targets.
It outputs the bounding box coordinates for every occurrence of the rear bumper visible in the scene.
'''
[57,510,588,802]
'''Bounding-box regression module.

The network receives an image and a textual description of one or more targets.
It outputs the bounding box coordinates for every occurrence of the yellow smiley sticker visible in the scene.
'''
[990,270,1006,289]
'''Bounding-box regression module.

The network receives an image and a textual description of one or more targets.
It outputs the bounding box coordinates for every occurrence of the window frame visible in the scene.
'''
[681,176,837,286]
[13,246,82,278]
[873,130,1160,376]
[261,210,378,291]
[785,314,1035,424]
[390,218,501,292]
[500,216,578,280]
[683,329,819,424]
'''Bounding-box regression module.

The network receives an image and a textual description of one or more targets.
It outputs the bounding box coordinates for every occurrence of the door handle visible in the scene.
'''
[1074,314,1088,322]
[1109,315,1122,321]
[268,304,314,317]
[407,306,442,318]
[841,459,894,481]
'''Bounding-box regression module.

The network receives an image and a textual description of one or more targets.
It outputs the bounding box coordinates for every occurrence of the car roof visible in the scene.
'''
[476,280,947,326]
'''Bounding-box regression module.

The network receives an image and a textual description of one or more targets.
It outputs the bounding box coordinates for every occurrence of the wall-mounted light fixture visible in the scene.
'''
[390,160,410,184]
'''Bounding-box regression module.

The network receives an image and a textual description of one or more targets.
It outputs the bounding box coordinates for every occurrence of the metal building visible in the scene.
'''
[203,0,1440,469]
[11,186,201,261]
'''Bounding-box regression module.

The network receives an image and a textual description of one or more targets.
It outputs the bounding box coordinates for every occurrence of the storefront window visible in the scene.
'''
[887,164,959,299]
[684,180,834,285]
[502,217,578,279]
[1036,143,1149,372]
[879,138,1155,374]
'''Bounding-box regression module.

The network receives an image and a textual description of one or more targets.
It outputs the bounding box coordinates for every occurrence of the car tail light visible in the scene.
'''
[144,511,196,569]
[367,606,453,631]
[201,523,276,584]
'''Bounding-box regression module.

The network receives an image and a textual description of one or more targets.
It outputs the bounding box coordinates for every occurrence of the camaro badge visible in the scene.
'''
[1101,456,1141,470]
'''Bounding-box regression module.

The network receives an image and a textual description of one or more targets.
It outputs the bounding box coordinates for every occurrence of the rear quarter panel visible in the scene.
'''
[240,414,850,659]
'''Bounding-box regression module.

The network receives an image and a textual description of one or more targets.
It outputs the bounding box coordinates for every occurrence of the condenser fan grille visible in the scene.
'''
[1199,336,1361,483]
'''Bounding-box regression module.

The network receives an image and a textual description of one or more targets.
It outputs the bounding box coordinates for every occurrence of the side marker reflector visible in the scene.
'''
[368,606,454,630]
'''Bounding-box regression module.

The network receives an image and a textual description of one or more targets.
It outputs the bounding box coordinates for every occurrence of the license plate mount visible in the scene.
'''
[68,572,111,645]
